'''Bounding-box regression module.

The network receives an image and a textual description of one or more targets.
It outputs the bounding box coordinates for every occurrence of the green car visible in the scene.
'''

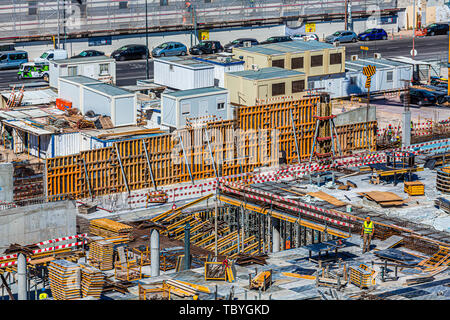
[18,62,49,81]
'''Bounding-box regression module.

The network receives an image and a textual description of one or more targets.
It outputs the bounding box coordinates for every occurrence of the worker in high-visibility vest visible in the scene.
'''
[361,216,374,253]
[39,288,48,300]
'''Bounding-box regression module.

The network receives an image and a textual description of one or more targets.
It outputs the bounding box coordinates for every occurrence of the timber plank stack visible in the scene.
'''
[89,218,133,240]
[80,263,104,298]
[48,260,81,300]
[88,240,114,271]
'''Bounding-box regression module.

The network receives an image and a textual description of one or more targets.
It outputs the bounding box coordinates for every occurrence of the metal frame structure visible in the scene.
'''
[0,0,399,40]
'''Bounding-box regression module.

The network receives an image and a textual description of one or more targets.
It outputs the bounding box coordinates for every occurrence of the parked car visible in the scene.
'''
[34,49,68,63]
[291,34,319,41]
[260,36,293,44]
[224,38,259,53]
[0,43,15,52]
[17,62,49,81]
[424,23,449,36]
[325,30,357,44]
[111,44,149,61]
[152,42,187,57]
[420,85,449,104]
[358,28,388,41]
[401,88,438,106]
[189,41,223,55]
[71,50,105,58]
[0,50,28,69]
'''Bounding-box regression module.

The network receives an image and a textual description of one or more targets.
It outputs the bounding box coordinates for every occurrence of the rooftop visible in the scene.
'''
[60,75,102,85]
[52,55,114,64]
[153,56,214,69]
[345,57,410,72]
[192,55,245,66]
[163,86,228,98]
[235,40,337,56]
[227,67,305,80]
[84,83,134,97]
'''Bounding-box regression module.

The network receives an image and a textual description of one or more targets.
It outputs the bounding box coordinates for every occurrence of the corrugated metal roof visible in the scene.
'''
[192,56,244,66]
[1,89,58,106]
[53,56,114,64]
[227,67,305,80]
[164,86,228,98]
[5,120,53,135]
[345,57,412,73]
[84,83,134,96]
[235,41,335,56]
[60,75,102,85]
[154,56,214,69]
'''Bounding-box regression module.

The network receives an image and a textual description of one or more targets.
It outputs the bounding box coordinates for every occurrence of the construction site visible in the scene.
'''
[0,0,449,305]
[0,85,449,301]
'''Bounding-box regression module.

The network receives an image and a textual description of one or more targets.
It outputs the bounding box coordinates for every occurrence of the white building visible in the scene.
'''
[161,87,231,129]
[154,56,214,90]
[49,56,116,88]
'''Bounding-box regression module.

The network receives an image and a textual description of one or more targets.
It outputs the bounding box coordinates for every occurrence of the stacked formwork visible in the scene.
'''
[46,96,376,201]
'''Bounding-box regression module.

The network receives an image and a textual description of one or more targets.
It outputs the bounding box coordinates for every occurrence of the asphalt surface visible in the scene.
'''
[0,34,447,90]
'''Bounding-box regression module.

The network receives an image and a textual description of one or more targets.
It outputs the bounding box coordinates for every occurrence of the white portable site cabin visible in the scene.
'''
[153,56,214,90]
[161,87,230,129]
[49,56,116,88]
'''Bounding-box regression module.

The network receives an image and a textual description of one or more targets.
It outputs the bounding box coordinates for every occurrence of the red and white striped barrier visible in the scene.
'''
[0,234,87,262]
[33,233,87,246]
[220,185,353,228]
[223,181,356,222]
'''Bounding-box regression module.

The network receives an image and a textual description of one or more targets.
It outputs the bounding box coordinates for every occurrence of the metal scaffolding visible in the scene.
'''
[0,0,398,40]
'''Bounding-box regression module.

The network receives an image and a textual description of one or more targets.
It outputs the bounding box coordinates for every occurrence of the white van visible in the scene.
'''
[34,49,68,63]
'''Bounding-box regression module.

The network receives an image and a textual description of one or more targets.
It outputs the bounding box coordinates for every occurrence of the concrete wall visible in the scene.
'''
[0,163,13,203]
[334,105,377,126]
[0,200,77,253]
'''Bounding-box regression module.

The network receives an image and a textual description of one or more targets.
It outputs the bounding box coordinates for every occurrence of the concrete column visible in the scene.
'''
[402,110,411,147]
[150,229,160,277]
[272,218,280,253]
[17,253,27,300]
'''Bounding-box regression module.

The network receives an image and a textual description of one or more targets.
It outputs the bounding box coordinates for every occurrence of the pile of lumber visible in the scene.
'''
[88,240,114,271]
[235,253,268,266]
[48,260,81,300]
[358,191,405,207]
[249,270,272,291]
[165,279,207,297]
[90,218,133,239]
[80,263,104,299]
[307,191,347,207]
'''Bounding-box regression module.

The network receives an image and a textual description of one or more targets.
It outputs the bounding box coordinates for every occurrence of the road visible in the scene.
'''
[341,34,448,61]
[0,35,447,90]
